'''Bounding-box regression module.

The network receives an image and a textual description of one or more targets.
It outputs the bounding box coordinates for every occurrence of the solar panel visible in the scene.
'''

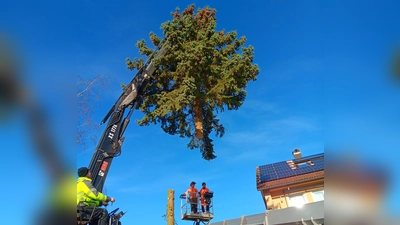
[259,164,277,182]
[259,153,324,183]
[274,161,293,179]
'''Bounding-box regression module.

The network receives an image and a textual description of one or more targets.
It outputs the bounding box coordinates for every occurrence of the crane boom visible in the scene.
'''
[87,40,167,192]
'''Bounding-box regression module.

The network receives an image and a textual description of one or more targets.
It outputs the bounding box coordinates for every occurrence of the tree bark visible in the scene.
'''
[167,189,174,225]
[193,98,204,139]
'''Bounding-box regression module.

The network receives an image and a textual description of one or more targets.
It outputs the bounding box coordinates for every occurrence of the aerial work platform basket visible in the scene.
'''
[180,192,214,225]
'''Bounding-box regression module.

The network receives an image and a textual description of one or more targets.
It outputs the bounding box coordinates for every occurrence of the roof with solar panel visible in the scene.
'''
[256,149,324,190]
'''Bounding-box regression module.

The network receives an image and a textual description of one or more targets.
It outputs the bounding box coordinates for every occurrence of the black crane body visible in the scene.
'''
[77,40,167,225]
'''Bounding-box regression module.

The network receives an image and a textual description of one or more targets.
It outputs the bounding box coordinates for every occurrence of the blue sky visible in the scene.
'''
[1,0,399,224]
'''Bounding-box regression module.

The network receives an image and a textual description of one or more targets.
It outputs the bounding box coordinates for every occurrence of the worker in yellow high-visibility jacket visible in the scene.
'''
[77,167,115,225]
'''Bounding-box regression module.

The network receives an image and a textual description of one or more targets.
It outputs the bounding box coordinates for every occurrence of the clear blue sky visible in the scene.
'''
[1,0,399,224]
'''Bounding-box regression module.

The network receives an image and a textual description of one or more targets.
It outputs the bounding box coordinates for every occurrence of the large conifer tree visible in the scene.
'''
[126,4,259,160]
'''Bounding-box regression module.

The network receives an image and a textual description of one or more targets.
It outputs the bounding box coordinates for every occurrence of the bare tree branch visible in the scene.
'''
[77,74,112,150]
[77,75,103,97]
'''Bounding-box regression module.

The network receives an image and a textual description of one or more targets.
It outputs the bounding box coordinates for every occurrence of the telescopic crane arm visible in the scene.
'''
[87,40,167,192]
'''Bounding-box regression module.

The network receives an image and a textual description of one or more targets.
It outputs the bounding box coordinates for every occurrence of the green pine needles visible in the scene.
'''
[126,4,259,160]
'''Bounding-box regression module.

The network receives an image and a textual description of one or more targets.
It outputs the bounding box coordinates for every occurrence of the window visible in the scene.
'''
[295,160,314,168]
[297,162,308,168]
[312,190,324,202]
[288,193,308,208]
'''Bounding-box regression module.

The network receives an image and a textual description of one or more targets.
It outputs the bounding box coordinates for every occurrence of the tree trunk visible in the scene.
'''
[193,98,204,139]
[167,189,174,225]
